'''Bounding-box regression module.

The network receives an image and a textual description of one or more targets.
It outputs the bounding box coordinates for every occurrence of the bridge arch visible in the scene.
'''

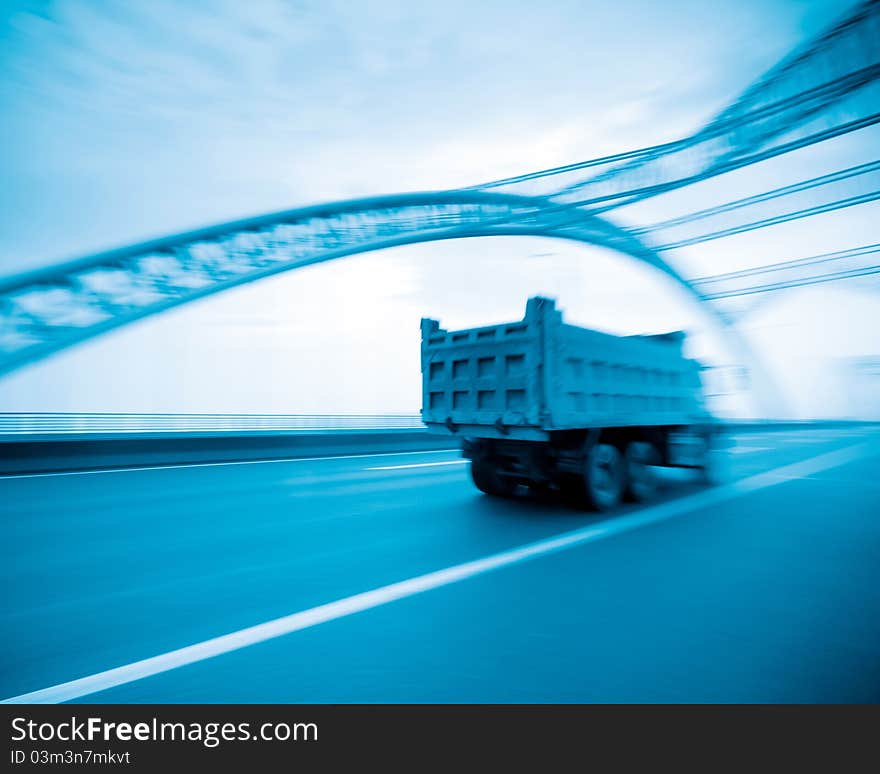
[0,190,717,377]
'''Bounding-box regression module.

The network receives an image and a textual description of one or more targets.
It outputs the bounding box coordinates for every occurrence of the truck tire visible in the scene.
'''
[561,442,624,511]
[470,459,517,498]
[697,444,731,486]
[623,441,660,502]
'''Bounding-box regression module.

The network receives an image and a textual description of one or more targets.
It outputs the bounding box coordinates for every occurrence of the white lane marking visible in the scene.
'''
[0,449,460,481]
[730,446,773,454]
[367,460,468,471]
[2,441,871,705]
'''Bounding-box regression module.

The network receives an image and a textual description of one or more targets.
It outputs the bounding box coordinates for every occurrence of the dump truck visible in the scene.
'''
[420,296,722,509]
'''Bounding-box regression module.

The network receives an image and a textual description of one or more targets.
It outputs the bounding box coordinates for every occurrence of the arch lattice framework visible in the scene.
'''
[0,191,706,377]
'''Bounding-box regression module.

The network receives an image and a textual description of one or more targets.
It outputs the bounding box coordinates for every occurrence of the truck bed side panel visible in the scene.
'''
[545,321,704,430]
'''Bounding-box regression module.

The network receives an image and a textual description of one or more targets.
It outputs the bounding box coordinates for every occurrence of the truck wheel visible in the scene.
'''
[623,441,660,502]
[562,442,624,511]
[697,444,731,486]
[470,459,517,498]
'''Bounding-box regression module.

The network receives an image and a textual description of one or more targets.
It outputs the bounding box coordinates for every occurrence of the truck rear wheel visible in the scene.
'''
[561,442,624,511]
[623,441,660,502]
[697,443,731,486]
[470,459,517,498]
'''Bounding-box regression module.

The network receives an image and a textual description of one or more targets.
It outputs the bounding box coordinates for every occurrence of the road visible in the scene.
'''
[2,426,879,703]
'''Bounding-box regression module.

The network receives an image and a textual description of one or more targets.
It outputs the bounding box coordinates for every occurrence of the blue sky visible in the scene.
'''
[0,0,877,417]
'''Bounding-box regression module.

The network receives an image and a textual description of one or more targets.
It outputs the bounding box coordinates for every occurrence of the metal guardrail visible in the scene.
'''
[0,413,426,438]
[2,413,875,439]
[1,414,875,475]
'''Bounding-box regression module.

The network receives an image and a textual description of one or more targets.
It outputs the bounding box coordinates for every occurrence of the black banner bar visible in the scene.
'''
[2,705,878,769]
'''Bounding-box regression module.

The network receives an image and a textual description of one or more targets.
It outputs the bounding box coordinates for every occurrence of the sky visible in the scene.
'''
[0,0,877,418]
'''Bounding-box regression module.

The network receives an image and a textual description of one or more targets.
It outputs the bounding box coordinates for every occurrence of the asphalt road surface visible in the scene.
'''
[2,426,879,703]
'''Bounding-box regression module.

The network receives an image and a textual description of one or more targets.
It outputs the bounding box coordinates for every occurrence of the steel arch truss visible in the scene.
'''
[477,0,880,208]
[0,191,704,376]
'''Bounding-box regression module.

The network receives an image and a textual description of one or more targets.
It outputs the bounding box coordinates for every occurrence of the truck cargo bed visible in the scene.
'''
[420,297,706,440]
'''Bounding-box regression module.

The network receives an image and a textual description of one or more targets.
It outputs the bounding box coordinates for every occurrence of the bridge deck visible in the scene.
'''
[2,425,878,703]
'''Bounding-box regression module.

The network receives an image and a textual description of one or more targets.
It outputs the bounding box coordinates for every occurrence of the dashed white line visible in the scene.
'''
[0,448,460,480]
[2,440,871,705]
[367,460,468,471]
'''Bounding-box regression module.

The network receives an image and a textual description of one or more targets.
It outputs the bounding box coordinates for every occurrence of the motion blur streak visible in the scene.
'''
[367,461,469,470]
[0,448,458,480]
[2,434,875,704]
